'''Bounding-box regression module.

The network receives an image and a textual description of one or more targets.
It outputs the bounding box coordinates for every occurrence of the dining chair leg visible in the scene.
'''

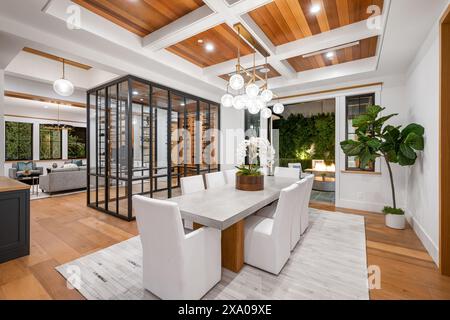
[194,220,245,273]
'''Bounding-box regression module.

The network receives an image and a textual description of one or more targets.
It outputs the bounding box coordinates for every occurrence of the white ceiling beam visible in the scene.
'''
[276,20,382,61]
[142,5,221,51]
[269,57,378,91]
[142,0,273,51]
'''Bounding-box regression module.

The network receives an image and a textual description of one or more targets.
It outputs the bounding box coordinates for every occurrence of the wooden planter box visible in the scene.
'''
[236,174,264,191]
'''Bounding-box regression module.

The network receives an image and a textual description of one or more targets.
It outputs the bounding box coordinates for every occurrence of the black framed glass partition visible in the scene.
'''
[87,75,220,221]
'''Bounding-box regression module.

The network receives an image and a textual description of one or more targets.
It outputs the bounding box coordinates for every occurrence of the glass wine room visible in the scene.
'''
[87,75,220,221]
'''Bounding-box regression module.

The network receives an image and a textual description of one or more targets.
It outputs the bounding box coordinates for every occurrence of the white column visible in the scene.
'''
[33,122,40,161]
[62,129,68,160]
[0,70,5,176]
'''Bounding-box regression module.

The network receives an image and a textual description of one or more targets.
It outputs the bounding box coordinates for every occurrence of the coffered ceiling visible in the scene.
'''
[249,0,384,46]
[40,0,390,94]
[72,0,204,37]
[167,23,254,68]
[287,36,379,72]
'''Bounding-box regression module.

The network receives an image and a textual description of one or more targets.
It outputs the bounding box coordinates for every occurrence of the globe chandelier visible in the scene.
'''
[221,27,285,119]
[53,59,74,97]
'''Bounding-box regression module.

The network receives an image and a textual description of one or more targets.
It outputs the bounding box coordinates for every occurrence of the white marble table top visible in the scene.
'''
[169,176,300,230]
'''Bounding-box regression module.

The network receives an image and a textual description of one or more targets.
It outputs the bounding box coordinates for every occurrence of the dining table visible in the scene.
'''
[169,175,300,273]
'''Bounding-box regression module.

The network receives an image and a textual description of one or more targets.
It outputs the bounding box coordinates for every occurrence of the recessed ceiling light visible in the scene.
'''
[181,103,185,106]
[197,39,204,44]
[310,5,321,14]
[132,91,139,95]
[326,52,335,59]
[140,98,144,101]
[205,43,215,52]
[259,67,271,74]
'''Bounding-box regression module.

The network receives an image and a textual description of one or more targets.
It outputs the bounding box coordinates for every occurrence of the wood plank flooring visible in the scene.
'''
[0,193,449,300]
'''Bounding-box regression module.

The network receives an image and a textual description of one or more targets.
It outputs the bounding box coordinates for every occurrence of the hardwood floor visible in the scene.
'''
[0,193,449,300]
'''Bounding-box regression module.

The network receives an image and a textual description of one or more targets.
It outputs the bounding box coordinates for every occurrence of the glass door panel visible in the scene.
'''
[152,86,169,199]
[210,104,220,172]
[185,98,198,177]
[199,101,210,172]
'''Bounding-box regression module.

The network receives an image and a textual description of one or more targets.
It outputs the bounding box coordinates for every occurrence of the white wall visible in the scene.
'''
[0,69,5,174]
[404,21,441,264]
[220,106,245,170]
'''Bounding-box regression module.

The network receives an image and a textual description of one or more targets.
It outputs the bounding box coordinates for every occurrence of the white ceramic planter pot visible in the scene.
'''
[385,214,406,230]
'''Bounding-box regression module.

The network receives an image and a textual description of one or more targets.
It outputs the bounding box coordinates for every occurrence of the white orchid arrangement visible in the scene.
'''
[236,137,275,176]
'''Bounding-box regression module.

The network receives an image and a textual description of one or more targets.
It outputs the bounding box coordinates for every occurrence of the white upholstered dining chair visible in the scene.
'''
[274,166,301,179]
[244,183,299,275]
[205,172,226,189]
[180,175,205,229]
[300,174,315,235]
[180,175,205,195]
[133,195,221,300]
[224,169,237,186]
[257,179,308,251]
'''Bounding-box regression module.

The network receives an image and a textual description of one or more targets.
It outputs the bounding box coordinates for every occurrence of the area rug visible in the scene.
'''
[56,209,369,300]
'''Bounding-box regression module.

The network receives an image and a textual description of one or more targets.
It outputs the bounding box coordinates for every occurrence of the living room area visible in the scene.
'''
[1,0,450,303]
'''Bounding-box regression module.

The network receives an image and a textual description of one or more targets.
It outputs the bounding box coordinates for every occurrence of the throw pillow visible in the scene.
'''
[63,164,78,169]
[17,161,33,171]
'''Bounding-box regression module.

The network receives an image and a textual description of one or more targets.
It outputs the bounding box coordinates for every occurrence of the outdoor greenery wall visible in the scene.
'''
[273,113,335,169]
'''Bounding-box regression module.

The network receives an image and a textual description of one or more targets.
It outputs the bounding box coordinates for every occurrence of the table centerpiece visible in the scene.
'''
[236,137,275,191]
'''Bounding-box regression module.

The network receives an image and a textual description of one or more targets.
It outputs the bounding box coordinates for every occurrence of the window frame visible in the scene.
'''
[345,93,376,172]
[68,127,87,159]
[39,124,63,160]
[5,121,34,161]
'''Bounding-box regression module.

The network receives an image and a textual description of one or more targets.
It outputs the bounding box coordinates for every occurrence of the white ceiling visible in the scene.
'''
[0,0,448,102]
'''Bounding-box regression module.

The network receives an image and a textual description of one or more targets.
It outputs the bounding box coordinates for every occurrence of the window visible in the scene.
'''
[40,125,62,160]
[5,121,33,161]
[245,110,260,138]
[68,127,87,159]
[346,93,376,171]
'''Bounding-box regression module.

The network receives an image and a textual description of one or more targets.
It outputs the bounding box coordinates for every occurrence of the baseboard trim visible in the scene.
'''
[405,211,439,266]
[336,199,401,213]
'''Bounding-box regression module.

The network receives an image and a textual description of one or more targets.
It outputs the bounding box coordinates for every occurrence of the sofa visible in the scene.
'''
[9,162,44,179]
[39,166,87,194]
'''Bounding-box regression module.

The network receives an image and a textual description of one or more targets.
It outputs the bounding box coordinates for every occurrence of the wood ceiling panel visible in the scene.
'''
[287,36,378,72]
[219,64,281,81]
[72,0,204,37]
[166,24,255,68]
[249,0,384,46]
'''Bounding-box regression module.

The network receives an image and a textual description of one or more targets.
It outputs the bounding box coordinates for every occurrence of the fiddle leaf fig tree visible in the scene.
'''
[340,105,424,214]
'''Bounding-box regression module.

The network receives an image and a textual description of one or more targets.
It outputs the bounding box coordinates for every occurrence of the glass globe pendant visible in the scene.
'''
[233,95,247,110]
[53,79,74,97]
[246,83,260,98]
[273,103,285,115]
[246,98,259,114]
[53,59,74,97]
[229,74,245,91]
[221,93,233,108]
[260,89,273,103]
[261,107,272,119]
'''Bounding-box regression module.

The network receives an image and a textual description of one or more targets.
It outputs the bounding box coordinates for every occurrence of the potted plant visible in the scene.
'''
[340,105,425,230]
[236,137,275,191]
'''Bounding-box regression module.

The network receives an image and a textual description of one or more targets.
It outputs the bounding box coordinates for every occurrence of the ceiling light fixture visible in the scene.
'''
[220,27,284,116]
[326,52,335,59]
[53,59,74,97]
[205,43,215,52]
[310,5,321,14]
[132,91,139,95]
[197,39,204,44]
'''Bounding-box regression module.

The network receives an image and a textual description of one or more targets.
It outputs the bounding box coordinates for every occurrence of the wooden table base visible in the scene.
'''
[194,220,244,273]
